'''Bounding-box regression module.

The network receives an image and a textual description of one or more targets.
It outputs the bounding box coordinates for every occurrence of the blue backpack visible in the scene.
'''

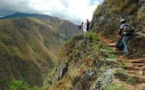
[116,38,124,49]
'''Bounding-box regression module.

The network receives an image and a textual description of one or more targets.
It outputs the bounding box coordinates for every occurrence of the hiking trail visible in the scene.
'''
[99,34,145,90]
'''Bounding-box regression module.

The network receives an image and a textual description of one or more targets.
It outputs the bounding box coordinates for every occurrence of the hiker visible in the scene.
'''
[116,19,126,50]
[119,19,126,37]
[79,22,84,34]
[86,19,90,31]
[119,19,134,55]
[79,22,83,30]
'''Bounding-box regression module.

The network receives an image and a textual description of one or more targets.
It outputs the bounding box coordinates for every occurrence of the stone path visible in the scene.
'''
[99,35,145,90]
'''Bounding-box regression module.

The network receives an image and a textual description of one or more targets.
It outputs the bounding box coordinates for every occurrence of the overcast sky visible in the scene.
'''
[0,0,103,24]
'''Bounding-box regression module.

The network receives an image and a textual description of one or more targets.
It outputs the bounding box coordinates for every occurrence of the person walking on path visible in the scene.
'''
[119,19,134,55]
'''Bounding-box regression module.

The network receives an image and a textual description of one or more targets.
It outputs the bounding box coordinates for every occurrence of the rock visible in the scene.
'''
[52,62,68,84]
[73,70,95,90]
[91,69,114,90]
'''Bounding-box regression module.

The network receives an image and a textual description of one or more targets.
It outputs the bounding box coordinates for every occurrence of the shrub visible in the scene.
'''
[10,80,41,90]
[0,37,13,45]
[44,39,49,47]
[87,32,99,41]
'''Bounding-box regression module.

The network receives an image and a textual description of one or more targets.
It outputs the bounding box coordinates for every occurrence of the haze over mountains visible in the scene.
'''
[0,12,81,89]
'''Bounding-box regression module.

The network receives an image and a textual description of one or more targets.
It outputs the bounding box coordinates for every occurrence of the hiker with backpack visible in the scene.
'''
[118,19,134,55]
[79,22,84,35]
[116,19,126,50]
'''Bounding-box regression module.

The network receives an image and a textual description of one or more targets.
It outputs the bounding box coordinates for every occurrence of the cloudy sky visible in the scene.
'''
[0,0,103,24]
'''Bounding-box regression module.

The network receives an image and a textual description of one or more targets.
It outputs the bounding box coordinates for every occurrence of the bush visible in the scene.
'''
[0,37,13,45]
[10,80,41,90]
[87,32,99,41]
[44,39,49,47]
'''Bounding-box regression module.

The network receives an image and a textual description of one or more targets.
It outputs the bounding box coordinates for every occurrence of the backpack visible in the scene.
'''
[116,38,124,50]
[123,23,134,36]
[79,25,82,29]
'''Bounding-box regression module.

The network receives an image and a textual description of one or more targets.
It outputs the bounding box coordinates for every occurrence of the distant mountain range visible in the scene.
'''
[0,12,51,19]
[0,12,81,90]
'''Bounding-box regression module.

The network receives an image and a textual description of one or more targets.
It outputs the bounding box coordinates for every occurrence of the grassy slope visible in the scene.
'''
[94,0,138,16]
[0,17,79,89]
[0,18,60,62]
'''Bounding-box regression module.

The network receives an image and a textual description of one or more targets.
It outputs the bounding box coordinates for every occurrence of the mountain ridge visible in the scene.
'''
[0,13,81,89]
[0,12,51,19]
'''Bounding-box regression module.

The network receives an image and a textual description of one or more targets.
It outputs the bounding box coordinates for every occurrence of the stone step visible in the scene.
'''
[127,70,145,76]
[107,43,116,47]
[113,51,124,55]
[125,58,145,63]
[122,66,141,70]
[132,63,145,67]
[127,74,145,83]
[115,72,145,83]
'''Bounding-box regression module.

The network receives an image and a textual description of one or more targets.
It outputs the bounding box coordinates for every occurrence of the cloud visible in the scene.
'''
[0,0,100,24]
[0,0,39,16]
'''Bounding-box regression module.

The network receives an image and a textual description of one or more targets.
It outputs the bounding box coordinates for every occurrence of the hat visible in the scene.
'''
[120,19,126,23]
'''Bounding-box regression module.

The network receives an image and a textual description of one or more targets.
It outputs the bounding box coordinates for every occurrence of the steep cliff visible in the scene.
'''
[50,33,118,90]
[49,32,145,90]
[0,15,81,90]
[50,32,145,90]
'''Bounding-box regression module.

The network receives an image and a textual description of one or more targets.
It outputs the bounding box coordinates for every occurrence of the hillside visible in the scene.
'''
[0,14,81,90]
[91,0,145,54]
[49,0,145,90]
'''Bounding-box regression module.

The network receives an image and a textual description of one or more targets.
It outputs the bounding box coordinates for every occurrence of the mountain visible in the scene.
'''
[0,12,51,19]
[0,13,81,89]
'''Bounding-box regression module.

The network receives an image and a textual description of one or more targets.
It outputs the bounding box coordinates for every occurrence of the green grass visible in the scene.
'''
[107,84,115,90]
[94,0,138,16]
[10,80,41,90]
[87,31,99,41]
[126,77,139,84]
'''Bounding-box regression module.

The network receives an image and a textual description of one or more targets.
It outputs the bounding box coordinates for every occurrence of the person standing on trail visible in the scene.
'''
[86,19,90,31]
[119,19,134,55]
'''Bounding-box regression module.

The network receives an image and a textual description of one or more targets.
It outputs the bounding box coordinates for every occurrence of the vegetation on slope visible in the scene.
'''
[48,32,145,90]
[46,32,121,90]
[94,0,138,16]
[0,16,80,90]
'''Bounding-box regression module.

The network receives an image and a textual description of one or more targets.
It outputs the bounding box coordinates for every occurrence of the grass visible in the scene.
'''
[138,12,145,21]
[10,80,41,90]
[0,17,72,90]
[106,83,130,90]
[53,77,73,90]
[135,51,143,57]
[94,0,138,16]
[99,44,116,59]
[0,17,64,61]
[93,4,102,16]
[107,84,115,90]
[120,60,125,66]
[87,31,99,41]
[126,76,139,84]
